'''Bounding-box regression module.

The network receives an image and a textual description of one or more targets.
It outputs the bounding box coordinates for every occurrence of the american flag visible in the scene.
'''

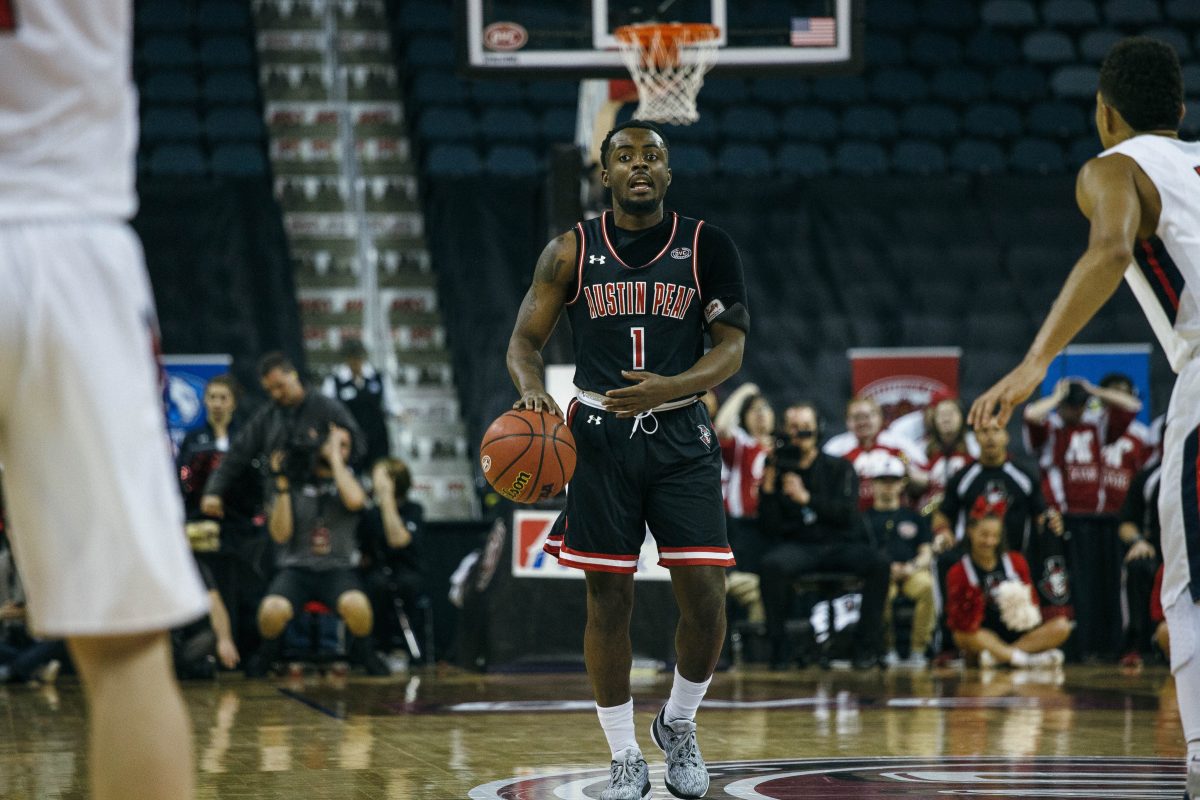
[790,16,836,47]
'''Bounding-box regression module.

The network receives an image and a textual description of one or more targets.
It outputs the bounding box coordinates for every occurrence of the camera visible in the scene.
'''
[281,425,324,482]
[770,442,804,475]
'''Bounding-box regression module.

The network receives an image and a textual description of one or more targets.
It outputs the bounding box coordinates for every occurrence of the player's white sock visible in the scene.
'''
[1008,648,1031,667]
[663,667,711,723]
[1167,601,1200,791]
[597,698,638,759]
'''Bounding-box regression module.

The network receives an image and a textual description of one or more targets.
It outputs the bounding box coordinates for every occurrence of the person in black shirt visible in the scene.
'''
[758,403,889,670]
[864,454,934,667]
[506,120,748,800]
[322,338,392,467]
[1118,463,1163,664]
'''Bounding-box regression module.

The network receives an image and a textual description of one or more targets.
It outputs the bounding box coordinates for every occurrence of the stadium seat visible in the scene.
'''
[901,313,963,347]
[199,36,255,69]
[718,144,773,176]
[908,280,969,312]
[470,81,523,107]
[919,0,978,31]
[930,68,989,104]
[963,103,1023,139]
[704,78,750,106]
[410,73,466,106]
[1166,0,1200,23]
[1142,28,1192,60]
[195,1,250,32]
[965,30,1021,66]
[1079,29,1123,61]
[900,104,960,140]
[750,77,811,105]
[147,144,207,176]
[525,81,578,107]
[811,75,869,106]
[991,64,1048,102]
[1050,65,1100,99]
[865,0,919,31]
[870,69,929,104]
[980,0,1038,28]
[141,108,203,144]
[203,71,259,105]
[141,72,199,105]
[780,107,839,142]
[484,145,540,176]
[211,144,268,176]
[1009,138,1066,174]
[139,35,198,69]
[1027,101,1088,138]
[1184,65,1200,96]
[136,2,190,33]
[407,37,456,69]
[665,144,715,175]
[776,143,831,177]
[540,108,576,142]
[834,141,889,176]
[416,107,478,142]
[397,1,454,32]
[892,140,947,175]
[425,144,482,176]
[663,113,718,144]
[865,33,907,67]
[907,32,962,66]
[720,106,780,142]
[1067,137,1099,168]
[1042,0,1101,28]
[1103,0,1160,25]
[204,108,264,143]
[949,140,1007,174]
[842,105,899,140]
[478,108,539,143]
[1022,31,1077,63]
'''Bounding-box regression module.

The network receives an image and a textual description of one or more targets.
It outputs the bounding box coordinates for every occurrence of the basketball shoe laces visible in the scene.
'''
[629,410,660,438]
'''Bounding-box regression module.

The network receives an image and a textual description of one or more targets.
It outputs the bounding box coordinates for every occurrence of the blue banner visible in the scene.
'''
[162,354,233,447]
[1039,344,1152,424]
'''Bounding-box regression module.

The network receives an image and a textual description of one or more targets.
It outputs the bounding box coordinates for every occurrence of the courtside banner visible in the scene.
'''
[512,509,671,580]
[1039,344,1152,424]
[848,347,961,424]
[162,354,233,448]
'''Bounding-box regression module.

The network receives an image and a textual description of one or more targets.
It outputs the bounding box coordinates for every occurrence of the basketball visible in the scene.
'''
[480,409,576,503]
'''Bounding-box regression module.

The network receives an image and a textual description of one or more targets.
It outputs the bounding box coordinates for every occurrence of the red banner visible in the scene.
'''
[849,347,961,425]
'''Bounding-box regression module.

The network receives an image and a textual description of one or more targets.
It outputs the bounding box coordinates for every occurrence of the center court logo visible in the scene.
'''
[469,756,1185,799]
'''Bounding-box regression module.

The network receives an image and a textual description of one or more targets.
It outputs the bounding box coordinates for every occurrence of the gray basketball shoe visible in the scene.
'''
[600,747,651,800]
[650,706,709,799]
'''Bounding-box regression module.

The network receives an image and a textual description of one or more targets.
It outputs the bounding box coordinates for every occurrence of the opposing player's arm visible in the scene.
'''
[969,154,1144,428]
[507,231,577,418]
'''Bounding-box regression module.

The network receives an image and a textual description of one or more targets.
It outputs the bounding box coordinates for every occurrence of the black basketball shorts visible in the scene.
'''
[543,399,735,573]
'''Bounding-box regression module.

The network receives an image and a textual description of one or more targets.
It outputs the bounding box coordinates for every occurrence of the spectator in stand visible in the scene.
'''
[825,396,926,511]
[946,501,1072,668]
[248,425,388,677]
[178,374,242,518]
[322,338,394,468]
[918,397,978,516]
[863,454,935,668]
[1024,377,1141,660]
[758,402,889,670]
[1118,463,1163,666]
[359,457,427,663]
[1087,373,1147,447]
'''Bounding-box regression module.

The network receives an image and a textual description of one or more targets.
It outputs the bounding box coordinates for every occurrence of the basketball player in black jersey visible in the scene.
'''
[507,120,749,800]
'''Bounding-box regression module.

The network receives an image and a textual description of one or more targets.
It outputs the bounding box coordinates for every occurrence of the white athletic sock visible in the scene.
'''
[1009,648,1031,667]
[663,667,711,724]
[597,698,638,759]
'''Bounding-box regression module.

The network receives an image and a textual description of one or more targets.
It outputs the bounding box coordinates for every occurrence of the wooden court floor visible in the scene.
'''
[0,663,1189,798]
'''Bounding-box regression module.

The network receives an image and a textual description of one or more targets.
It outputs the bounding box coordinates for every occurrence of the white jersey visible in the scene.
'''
[1099,135,1200,372]
[0,0,138,220]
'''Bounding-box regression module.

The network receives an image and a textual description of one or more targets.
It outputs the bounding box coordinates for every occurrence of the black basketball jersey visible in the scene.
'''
[566,211,715,395]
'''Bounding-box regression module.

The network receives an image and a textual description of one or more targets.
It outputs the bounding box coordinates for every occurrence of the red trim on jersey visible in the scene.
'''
[600,211,679,270]
[565,223,587,306]
[1141,238,1180,311]
[691,219,704,295]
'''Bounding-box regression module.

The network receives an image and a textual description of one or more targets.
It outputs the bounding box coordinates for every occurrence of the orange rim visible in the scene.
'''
[613,22,720,48]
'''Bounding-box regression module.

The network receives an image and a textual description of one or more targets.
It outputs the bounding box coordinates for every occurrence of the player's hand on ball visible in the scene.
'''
[513,390,563,418]
[968,361,1046,428]
[604,370,677,417]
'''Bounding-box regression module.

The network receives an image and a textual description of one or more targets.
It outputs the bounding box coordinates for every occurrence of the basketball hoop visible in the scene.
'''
[613,22,720,126]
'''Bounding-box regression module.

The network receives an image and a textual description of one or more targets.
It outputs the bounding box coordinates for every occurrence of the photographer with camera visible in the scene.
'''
[199,352,365,522]
[758,403,890,670]
[247,424,389,677]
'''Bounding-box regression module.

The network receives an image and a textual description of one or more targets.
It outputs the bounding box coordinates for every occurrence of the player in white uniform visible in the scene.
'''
[0,3,208,799]
[970,37,1200,799]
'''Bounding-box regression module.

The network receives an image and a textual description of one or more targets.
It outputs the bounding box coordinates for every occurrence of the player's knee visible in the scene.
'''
[1046,615,1073,643]
[258,596,293,638]
[337,591,373,635]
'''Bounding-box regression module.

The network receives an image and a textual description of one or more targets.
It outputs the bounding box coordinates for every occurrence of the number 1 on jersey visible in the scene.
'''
[0,0,16,32]
[630,327,645,370]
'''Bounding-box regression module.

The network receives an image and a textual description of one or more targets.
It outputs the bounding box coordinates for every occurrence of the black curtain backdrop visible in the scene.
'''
[134,178,303,395]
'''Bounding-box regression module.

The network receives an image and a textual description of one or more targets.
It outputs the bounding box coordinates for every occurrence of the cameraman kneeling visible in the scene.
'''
[248,425,389,676]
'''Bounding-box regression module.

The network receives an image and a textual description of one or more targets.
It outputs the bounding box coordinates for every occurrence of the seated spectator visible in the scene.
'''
[322,338,396,467]
[919,397,977,515]
[946,501,1072,668]
[359,457,428,662]
[863,454,934,667]
[248,425,388,676]
[824,396,927,510]
[758,402,889,670]
[1117,463,1163,667]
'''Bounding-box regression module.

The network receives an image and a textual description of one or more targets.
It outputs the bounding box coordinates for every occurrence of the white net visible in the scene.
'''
[614,23,720,126]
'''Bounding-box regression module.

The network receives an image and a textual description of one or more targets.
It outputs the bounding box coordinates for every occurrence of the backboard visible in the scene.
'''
[460,0,863,77]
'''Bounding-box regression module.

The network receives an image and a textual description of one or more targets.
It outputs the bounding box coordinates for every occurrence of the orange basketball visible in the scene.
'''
[480,409,576,504]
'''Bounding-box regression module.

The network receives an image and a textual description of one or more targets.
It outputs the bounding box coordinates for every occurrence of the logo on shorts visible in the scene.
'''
[698,424,713,449]
[670,247,692,260]
[481,455,492,472]
[588,415,602,425]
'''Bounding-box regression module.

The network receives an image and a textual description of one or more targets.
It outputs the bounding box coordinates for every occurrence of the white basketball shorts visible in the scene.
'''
[0,220,208,637]
[1160,354,1200,665]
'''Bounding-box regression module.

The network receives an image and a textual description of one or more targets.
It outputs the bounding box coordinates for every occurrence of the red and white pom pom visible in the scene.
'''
[995,580,1041,632]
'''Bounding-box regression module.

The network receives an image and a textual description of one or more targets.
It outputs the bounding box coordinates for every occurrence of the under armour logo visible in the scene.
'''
[588,415,602,425]
[589,254,606,264]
